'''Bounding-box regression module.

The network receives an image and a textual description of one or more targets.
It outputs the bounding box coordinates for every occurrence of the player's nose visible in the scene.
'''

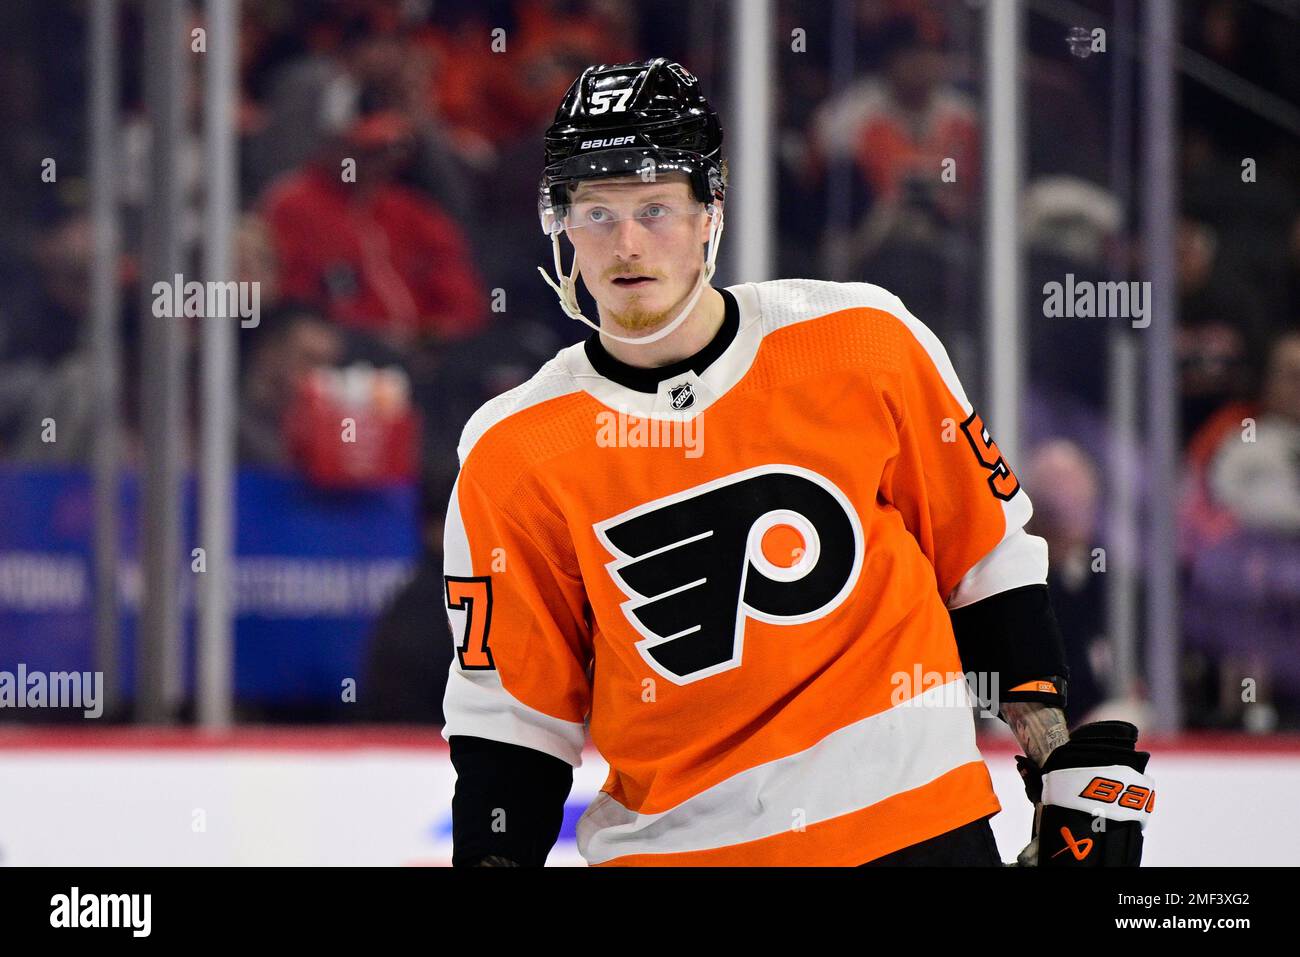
[609,217,643,260]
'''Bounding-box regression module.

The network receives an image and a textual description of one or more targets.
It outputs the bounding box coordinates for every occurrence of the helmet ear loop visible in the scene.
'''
[538,228,586,322]
[702,203,724,282]
[557,230,582,311]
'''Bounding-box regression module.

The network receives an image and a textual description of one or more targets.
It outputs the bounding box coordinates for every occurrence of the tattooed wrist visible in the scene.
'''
[1001,702,1069,767]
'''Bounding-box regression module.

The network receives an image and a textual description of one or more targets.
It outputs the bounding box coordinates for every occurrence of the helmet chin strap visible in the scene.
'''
[537,206,725,347]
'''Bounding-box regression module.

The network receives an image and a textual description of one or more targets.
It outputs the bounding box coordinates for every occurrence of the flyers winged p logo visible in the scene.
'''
[594,465,864,685]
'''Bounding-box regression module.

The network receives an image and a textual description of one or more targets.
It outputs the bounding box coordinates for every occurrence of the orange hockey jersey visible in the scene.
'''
[441,279,1049,865]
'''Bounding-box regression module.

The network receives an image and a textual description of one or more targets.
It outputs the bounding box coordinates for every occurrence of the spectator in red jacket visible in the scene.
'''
[261,108,488,348]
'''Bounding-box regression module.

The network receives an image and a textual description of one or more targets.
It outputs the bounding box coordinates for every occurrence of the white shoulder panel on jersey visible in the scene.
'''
[945,526,1049,609]
[455,352,582,466]
[752,278,898,335]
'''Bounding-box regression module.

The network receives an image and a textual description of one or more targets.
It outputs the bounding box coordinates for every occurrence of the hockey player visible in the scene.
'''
[441,58,1154,866]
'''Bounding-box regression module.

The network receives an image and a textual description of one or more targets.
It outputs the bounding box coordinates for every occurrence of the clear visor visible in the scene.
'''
[538,147,717,236]
[543,198,709,237]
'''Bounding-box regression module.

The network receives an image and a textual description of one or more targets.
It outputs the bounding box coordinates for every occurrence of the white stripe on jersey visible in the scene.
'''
[576,675,985,863]
[945,526,1049,609]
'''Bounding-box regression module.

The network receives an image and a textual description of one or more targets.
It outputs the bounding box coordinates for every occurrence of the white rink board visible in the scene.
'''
[0,745,1295,866]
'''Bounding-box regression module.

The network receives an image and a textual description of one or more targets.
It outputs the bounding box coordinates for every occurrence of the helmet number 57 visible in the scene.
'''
[589,88,634,114]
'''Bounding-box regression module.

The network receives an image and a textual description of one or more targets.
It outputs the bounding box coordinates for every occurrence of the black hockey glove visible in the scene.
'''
[1014,720,1154,867]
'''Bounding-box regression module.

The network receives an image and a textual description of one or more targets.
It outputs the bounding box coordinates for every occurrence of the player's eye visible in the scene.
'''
[641,204,669,219]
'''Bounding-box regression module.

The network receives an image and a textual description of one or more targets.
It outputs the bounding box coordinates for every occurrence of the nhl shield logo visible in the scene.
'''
[669,382,696,410]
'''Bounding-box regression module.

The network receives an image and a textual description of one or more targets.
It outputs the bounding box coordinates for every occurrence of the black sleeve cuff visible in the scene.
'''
[449,735,574,867]
[949,583,1070,716]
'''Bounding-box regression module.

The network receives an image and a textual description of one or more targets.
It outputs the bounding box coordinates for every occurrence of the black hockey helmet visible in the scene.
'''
[538,58,724,235]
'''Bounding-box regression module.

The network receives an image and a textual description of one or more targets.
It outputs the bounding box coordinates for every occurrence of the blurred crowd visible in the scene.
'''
[0,0,1296,729]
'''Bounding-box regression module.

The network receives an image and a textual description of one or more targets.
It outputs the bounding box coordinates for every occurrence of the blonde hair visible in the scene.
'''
[569,160,727,203]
